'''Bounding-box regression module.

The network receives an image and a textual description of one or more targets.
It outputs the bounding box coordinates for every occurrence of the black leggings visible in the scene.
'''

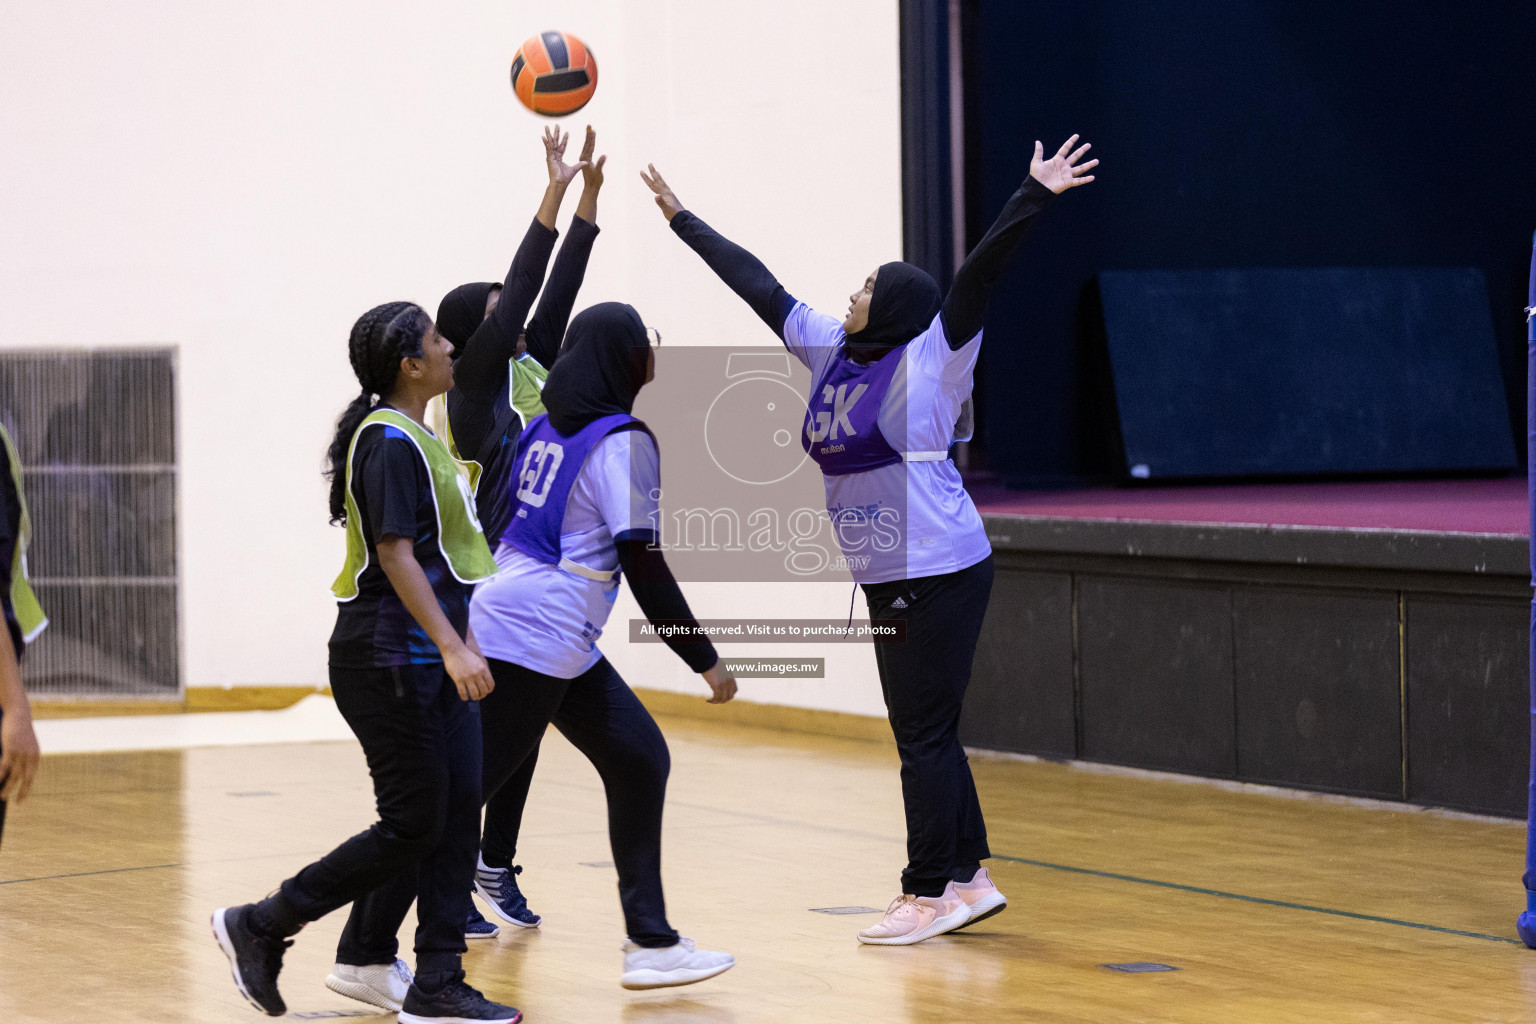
[480,740,539,867]
[479,656,679,947]
[862,555,995,897]
[254,663,482,985]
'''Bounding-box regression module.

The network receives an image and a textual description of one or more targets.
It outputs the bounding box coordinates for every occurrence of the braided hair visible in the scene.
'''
[324,301,432,525]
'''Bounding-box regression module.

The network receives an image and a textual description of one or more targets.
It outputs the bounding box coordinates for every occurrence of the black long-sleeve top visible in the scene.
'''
[669,175,1055,350]
[448,215,601,464]
[524,215,599,368]
[448,218,555,462]
[450,214,601,549]
[444,214,716,671]
[616,538,719,672]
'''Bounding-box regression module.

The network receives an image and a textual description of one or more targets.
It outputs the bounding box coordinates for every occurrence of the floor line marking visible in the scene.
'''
[0,862,182,886]
[994,854,1522,946]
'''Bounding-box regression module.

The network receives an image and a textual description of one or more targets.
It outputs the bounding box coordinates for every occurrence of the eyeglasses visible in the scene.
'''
[645,326,663,347]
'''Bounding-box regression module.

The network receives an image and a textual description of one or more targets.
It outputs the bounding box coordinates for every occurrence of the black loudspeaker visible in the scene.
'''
[1096,268,1516,481]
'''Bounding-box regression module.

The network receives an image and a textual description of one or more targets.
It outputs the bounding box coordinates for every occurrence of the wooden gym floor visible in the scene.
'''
[0,710,1529,1023]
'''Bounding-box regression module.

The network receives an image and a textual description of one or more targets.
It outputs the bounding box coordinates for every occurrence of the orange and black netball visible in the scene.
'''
[511,31,598,116]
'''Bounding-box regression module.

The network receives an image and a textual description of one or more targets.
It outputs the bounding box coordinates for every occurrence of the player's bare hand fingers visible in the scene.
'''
[11,757,35,804]
[1068,142,1092,163]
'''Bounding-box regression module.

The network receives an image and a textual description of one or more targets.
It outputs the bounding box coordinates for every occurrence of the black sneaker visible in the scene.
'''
[474,857,542,928]
[398,975,522,1024]
[465,903,501,939]
[210,904,291,1016]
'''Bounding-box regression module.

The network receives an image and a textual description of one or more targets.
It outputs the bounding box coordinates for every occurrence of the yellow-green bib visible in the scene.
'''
[434,353,550,495]
[332,409,499,601]
[0,423,47,644]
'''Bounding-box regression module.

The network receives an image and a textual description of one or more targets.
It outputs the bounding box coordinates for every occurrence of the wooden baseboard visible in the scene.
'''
[31,699,186,720]
[32,684,884,748]
[31,686,329,719]
[185,686,330,712]
[632,688,892,744]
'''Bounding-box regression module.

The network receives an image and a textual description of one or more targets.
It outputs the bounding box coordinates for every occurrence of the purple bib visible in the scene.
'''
[502,412,644,565]
[801,346,904,476]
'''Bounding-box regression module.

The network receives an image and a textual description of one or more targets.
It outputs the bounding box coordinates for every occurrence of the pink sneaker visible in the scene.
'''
[856,882,970,946]
[951,867,1007,930]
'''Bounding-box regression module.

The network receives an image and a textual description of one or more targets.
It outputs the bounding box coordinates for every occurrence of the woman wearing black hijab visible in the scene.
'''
[467,302,739,989]
[642,135,1097,946]
[433,125,602,935]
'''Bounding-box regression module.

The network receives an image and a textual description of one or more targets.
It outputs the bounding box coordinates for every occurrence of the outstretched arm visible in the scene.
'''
[488,125,589,342]
[454,126,589,407]
[616,539,735,703]
[641,164,796,340]
[941,134,1098,348]
[525,127,606,368]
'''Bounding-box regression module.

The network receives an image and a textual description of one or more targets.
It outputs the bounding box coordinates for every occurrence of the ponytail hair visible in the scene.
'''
[325,301,432,525]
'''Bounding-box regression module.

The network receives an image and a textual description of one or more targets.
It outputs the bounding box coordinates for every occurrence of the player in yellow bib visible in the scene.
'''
[211,301,520,1024]
[0,420,45,850]
[433,124,606,934]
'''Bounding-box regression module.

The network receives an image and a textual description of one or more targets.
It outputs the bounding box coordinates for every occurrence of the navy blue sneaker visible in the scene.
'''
[398,975,521,1024]
[465,904,500,940]
[474,856,541,928]
[211,904,291,1016]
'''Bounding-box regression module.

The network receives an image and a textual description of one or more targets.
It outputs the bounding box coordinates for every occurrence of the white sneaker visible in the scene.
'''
[856,881,971,945]
[324,958,413,1012]
[620,937,735,989]
[951,866,1008,929]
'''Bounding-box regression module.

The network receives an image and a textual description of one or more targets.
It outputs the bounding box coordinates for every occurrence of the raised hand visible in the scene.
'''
[543,124,589,188]
[1030,134,1098,194]
[579,125,606,191]
[639,164,685,222]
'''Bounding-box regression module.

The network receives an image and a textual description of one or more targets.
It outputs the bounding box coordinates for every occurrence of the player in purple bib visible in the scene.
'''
[643,133,1098,946]
[435,125,604,938]
[467,302,740,990]
[503,412,651,564]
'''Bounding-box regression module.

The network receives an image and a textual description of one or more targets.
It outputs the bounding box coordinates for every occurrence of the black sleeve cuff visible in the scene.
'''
[1020,174,1056,202]
[669,210,701,240]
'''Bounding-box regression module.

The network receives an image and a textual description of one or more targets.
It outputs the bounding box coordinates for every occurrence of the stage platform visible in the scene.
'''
[962,477,1531,818]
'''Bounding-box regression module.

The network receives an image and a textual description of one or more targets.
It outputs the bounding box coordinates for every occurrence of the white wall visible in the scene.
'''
[0,0,902,717]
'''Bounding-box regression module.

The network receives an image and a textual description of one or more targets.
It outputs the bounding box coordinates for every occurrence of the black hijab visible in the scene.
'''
[436,281,498,354]
[845,261,943,361]
[541,302,652,435]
